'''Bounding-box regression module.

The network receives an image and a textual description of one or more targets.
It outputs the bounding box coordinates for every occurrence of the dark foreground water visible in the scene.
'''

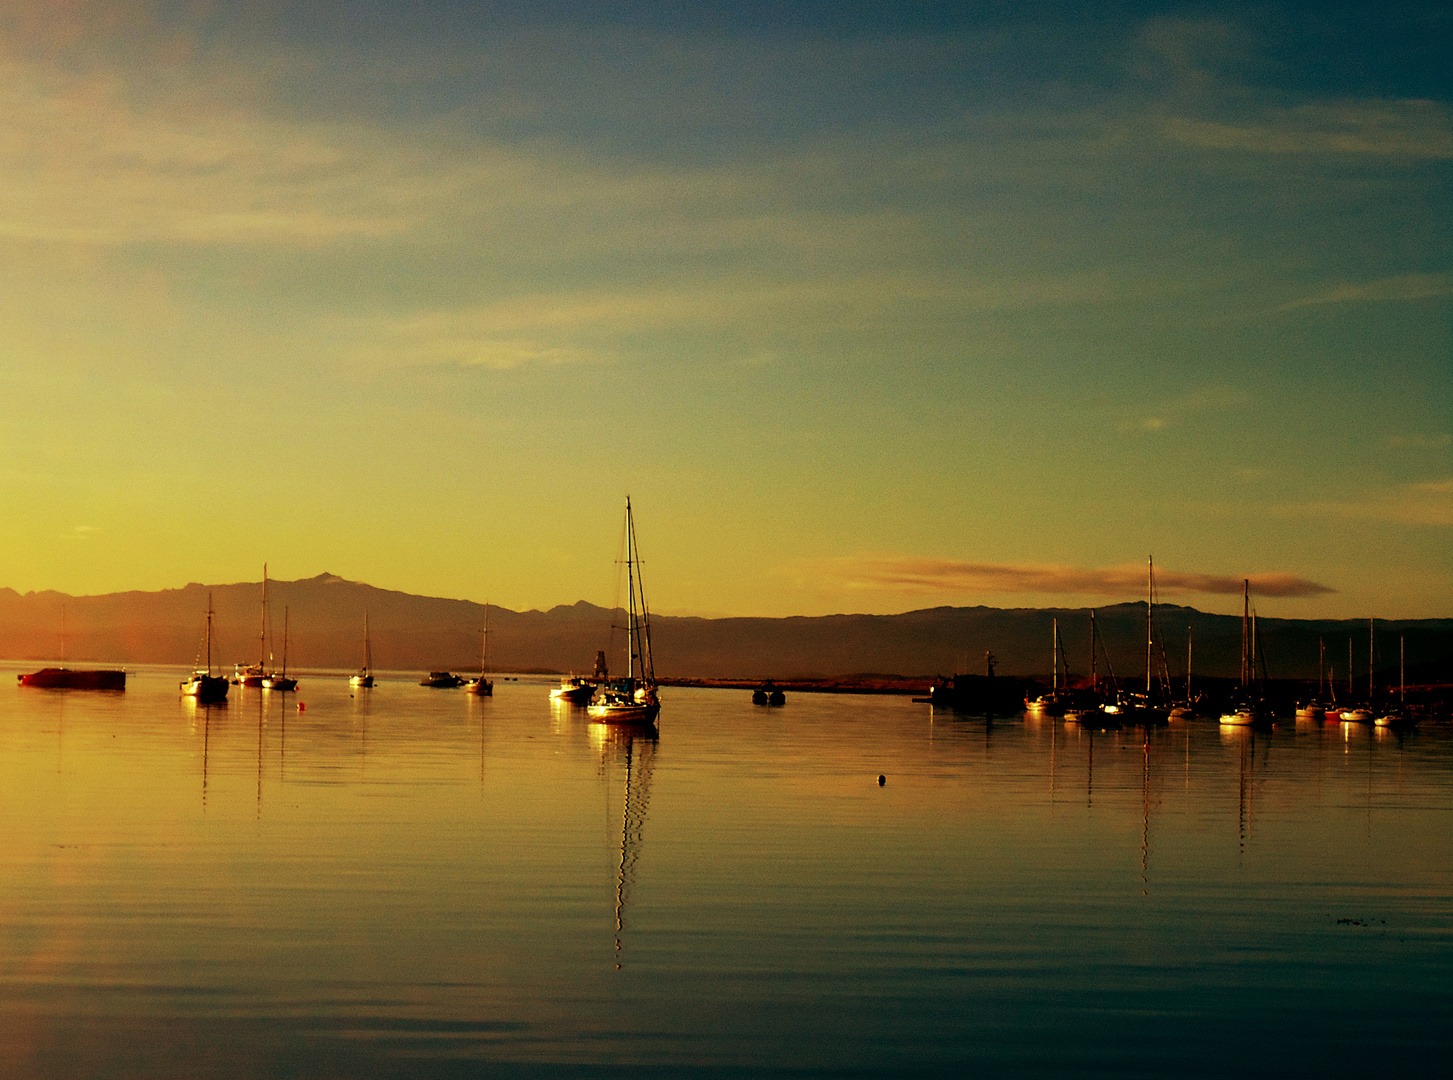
[2,665,1451,1078]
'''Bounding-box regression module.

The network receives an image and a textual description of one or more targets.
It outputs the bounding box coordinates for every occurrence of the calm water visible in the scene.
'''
[2,665,1451,1078]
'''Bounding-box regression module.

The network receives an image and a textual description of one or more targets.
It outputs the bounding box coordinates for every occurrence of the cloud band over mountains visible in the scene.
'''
[799,557,1335,599]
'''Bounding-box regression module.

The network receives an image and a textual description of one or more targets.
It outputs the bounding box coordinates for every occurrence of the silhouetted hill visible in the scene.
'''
[2,574,1451,682]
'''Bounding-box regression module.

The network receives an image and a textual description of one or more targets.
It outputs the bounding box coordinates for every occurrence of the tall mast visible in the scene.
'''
[1400,635,1405,703]
[205,592,215,676]
[481,604,490,676]
[626,497,637,683]
[1348,637,1353,697]
[1318,637,1325,700]
[281,607,289,676]
[1052,617,1059,693]
[1252,608,1258,683]
[1240,580,1250,688]
[1368,617,1375,703]
[1089,609,1097,692]
[1186,625,1192,703]
[259,564,268,669]
[363,610,371,674]
[1145,556,1153,698]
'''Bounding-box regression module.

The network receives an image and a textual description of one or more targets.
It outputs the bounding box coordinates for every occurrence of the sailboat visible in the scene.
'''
[1220,580,1268,725]
[1375,634,1414,727]
[181,594,229,703]
[349,611,375,688]
[261,607,298,691]
[235,564,269,686]
[464,605,494,696]
[1116,557,1169,723]
[1025,617,1069,715]
[587,497,660,725]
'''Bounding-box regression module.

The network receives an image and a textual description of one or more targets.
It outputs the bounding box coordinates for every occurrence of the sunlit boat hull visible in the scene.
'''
[551,679,595,704]
[262,676,297,691]
[464,678,493,695]
[349,673,374,688]
[587,702,660,725]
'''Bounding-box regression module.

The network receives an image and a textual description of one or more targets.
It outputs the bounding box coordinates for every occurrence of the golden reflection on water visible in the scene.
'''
[3,669,1453,1077]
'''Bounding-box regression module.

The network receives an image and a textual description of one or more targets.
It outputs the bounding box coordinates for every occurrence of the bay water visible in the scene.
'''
[2,665,1451,1077]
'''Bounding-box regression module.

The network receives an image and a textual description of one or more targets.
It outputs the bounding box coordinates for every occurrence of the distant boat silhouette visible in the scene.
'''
[463,604,493,696]
[181,594,229,703]
[18,606,125,690]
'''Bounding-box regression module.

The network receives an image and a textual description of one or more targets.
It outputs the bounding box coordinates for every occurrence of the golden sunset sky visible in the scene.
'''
[0,1,1448,618]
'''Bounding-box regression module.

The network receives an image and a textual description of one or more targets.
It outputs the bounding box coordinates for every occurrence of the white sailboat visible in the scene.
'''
[181,593,229,703]
[234,564,269,686]
[1220,580,1268,725]
[350,610,375,688]
[587,497,660,725]
[261,606,298,691]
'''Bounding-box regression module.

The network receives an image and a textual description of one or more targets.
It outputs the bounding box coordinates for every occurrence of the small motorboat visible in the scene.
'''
[421,671,465,688]
[550,676,596,705]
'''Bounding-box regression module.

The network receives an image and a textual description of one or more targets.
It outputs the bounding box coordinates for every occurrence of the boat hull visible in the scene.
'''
[349,674,374,688]
[262,677,297,691]
[19,668,125,691]
[550,682,596,705]
[181,675,229,703]
[465,678,493,696]
[587,702,660,725]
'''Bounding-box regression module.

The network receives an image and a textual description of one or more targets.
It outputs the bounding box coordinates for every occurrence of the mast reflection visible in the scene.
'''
[591,722,657,970]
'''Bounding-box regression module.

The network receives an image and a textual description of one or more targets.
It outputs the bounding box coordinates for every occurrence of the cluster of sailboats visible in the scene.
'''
[178,501,661,728]
[1021,560,1418,729]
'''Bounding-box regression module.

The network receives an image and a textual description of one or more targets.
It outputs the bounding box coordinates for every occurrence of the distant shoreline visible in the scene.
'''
[658,676,931,696]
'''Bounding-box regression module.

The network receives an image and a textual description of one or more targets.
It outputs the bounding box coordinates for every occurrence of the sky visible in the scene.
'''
[0,1,1448,619]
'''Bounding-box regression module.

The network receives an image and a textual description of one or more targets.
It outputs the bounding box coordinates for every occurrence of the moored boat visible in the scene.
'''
[19,667,126,690]
[237,564,271,686]
[551,676,596,704]
[261,606,298,691]
[181,595,229,704]
[463,605,493,696]
[421,671,465,688]
[350,610,374,688]
[17,608,126,690]
[586,497,659,726]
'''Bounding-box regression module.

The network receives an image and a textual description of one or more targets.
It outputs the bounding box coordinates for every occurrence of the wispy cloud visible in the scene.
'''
[1163,99,1453,159]
[1389,433,1452,449]
[792,556,1334,598]
[326,272,1108,369]
[1293,479,1453,527]
[1118,385,1249,434]
[1279,274,1453,312]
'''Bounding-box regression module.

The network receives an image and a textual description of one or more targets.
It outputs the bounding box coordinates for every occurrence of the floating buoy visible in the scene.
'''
[297,702,306,712]
[878,774,886,786]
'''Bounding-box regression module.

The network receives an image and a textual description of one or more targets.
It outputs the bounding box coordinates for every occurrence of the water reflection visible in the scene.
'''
[591,723,657,970]
[6,669,1453,1078]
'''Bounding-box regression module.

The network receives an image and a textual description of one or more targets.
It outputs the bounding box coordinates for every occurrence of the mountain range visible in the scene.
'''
[2,573,1452,683]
